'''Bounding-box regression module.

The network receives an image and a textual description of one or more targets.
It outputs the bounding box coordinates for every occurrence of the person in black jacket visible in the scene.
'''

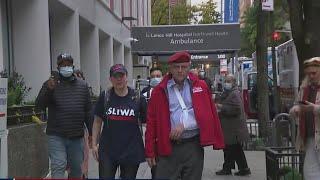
[141,67,163,101]
[36,53,92,178]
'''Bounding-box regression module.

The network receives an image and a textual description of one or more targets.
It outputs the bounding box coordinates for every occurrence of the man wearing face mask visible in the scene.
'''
[141,67,163,101]
[215,74,250,176]
[198,69,212,92]
[140,67,163,179]
[36,53,92,178]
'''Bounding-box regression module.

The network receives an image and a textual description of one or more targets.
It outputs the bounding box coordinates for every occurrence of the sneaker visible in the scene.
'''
[234,168,251,176]
[215,169,232,175]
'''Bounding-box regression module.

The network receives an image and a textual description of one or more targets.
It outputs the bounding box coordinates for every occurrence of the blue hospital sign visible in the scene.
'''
[224,0,239,23]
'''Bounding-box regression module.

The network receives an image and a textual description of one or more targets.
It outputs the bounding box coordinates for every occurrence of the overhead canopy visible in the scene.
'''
[131,23,240,55]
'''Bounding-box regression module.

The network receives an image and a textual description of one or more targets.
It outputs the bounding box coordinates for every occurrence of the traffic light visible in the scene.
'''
[272,32,281,41]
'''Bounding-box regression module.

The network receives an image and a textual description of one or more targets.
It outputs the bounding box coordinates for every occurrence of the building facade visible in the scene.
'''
[0,0,151,100]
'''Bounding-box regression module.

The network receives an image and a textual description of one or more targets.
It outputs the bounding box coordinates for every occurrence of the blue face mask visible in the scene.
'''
[59,66,74,78]
[150,77,162,87]
[224,83,233,91]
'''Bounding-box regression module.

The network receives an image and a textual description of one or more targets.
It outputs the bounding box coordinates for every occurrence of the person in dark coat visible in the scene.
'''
[215,74,251,176]
[36,53,92,178]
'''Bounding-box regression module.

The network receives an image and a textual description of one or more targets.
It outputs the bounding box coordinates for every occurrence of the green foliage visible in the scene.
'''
[252,137,265,150]
[0,70,31,106]
[279,166,302,180]
[151,0,220,25]
[240,3,259,57]
[192,0,221,24]
[152,0,192,25]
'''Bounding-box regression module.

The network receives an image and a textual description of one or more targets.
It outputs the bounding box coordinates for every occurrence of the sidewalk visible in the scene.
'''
[88,147,266,180]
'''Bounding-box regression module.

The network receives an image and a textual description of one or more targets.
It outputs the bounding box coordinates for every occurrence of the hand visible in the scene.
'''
[47,77,57,90]
[92,144,99,162]
[290,105,301,117]
[170,123,184,140]
[216,104,222,109]
[299,101,315,112]
[146,157,156,167]
[88,136,92,149]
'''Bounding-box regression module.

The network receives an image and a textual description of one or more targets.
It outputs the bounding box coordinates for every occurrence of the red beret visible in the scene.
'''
[168,51,191,64]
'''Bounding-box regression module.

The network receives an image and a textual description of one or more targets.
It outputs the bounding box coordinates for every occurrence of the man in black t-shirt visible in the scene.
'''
[92,64,146,179]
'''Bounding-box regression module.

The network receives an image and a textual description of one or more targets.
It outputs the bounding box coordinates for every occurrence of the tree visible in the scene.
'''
[287,0,320,80]
[151,0,193,25]
[240,0,289,57]
[151,0,220,25]
[192,0,221,24]
[240,4,258,56]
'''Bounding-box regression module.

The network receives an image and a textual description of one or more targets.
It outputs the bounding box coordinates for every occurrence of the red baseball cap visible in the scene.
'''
[168,51,191,64]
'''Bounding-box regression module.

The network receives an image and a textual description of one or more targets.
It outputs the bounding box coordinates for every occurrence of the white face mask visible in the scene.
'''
[150,77,162,87]
[224,83,233,90]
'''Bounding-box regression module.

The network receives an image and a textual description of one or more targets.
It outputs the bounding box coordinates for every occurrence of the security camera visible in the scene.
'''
[129,37,139,42]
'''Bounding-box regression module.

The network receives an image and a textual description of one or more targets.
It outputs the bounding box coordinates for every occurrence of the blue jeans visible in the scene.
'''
[48,135,84,178]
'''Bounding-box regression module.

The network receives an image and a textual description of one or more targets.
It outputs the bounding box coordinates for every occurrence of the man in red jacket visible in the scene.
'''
[145,51,224,180]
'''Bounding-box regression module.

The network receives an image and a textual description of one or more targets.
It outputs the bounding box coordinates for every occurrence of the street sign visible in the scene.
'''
[131,24,240,55]
[0,78,7,178]
[262,0,274,11]
[0,78,7,133]
[220,59,228,66]
[155,54,222,62]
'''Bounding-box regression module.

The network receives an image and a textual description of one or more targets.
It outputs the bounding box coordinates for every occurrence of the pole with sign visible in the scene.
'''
[0,78,8,178]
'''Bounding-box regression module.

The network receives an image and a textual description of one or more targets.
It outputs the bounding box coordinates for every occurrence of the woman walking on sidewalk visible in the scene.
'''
[290,57,320,180]
[215,74,251,176]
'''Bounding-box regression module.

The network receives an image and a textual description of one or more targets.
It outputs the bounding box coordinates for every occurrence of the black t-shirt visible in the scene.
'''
[94,88,145,164]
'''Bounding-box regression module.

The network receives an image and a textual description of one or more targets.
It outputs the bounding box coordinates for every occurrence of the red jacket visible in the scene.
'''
[145,73,225,158]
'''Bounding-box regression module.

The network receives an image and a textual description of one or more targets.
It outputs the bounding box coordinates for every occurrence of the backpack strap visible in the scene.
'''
[104,88,111,128]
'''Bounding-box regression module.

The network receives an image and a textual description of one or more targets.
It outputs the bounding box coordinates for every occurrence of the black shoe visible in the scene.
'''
[234,168,251,176]
[216,169,232,175]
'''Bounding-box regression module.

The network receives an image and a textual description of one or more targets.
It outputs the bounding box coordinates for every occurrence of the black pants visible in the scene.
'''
[151,165,156,179]
[99,159,139,179]
[223,143,249,171]
[155,137,204,180]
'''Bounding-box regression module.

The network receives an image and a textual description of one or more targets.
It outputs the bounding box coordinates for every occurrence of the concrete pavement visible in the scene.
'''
[88,147,266,180]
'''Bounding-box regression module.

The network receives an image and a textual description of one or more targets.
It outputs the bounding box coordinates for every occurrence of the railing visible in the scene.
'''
[243,119,273,150]
[265,147,304,180]
[7,105,46,126]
